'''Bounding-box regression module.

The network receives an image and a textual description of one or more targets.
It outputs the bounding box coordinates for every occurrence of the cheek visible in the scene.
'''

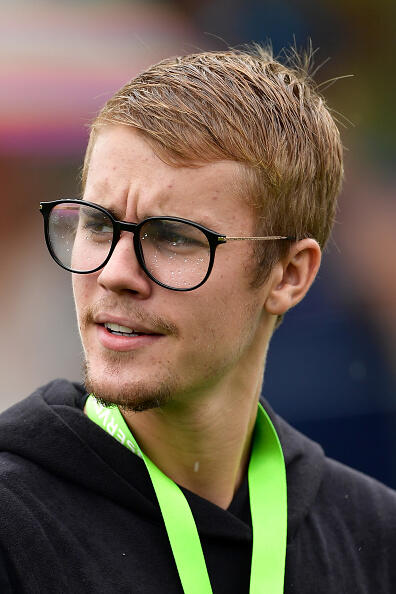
[72,275,94,318]
[210,279,262,341]
[186,288,250,345]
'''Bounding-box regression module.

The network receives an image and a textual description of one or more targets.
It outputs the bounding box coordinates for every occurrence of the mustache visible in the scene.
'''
[80,297,179,336]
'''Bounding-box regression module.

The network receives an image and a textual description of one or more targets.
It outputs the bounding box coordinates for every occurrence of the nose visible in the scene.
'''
[97,232,152,298]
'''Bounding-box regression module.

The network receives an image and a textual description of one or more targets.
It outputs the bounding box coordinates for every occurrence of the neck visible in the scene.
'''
[121,362,264,510]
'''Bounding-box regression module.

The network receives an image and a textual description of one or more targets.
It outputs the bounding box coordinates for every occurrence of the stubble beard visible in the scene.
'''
[83,354,178,412]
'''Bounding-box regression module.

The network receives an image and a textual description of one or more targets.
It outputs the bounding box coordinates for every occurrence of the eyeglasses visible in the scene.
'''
[40,199,294,291]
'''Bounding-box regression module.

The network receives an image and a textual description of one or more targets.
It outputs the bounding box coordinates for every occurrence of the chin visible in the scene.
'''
[83,359,175,413]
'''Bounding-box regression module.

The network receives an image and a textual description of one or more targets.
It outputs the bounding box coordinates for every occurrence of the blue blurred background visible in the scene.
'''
[1,0,395,485]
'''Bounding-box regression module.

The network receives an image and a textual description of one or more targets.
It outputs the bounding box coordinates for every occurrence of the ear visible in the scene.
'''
[264,239,321,315]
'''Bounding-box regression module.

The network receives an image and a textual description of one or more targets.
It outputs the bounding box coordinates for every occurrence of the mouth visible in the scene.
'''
[95,319,163,352]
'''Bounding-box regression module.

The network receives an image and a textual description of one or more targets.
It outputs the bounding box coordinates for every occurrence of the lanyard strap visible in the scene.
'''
[86,395,287,593]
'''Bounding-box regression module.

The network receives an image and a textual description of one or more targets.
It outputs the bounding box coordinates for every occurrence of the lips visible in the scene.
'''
[94,313,161,336]
[94,314,163,352]
[96,324,162,352]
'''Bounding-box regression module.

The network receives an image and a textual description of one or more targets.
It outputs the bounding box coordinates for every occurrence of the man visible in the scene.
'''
[1,47,395,593]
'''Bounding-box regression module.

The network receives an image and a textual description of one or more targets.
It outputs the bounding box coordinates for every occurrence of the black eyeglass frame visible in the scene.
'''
[40,199,294,292]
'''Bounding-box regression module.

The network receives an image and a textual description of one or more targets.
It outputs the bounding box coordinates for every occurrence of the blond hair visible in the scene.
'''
[83,46,343,283]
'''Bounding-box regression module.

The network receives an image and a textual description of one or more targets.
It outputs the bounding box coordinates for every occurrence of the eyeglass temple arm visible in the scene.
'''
[220,235,294,242]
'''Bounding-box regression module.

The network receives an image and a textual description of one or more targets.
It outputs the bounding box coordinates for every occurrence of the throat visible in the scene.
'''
[121,401,257,509]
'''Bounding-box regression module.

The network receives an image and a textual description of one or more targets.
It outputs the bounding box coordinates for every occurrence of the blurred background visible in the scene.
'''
[1,0,395,484]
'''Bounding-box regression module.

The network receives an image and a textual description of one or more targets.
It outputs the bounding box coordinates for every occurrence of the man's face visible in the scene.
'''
[74,125,273,411]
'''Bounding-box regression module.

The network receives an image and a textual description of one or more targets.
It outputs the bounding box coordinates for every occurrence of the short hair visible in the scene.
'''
[83,45,343,285]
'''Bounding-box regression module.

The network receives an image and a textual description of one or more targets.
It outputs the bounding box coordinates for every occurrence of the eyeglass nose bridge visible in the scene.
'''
[111,219,142,252]
[116,220,140,235]
[108,219,147,271]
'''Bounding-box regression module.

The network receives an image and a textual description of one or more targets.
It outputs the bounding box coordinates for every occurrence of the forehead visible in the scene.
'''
[83,125,254,230]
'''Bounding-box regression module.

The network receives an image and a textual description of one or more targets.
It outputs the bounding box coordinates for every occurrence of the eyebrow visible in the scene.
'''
[82,182,129,220]
[84,199,216,230]
[107,206,126,221]
[83,199,125,221]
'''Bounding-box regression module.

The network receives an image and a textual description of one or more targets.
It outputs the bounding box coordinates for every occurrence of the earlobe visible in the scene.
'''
[264,239,321,316]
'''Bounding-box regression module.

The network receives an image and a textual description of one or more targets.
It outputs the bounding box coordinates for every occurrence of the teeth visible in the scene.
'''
[104,322,135,334]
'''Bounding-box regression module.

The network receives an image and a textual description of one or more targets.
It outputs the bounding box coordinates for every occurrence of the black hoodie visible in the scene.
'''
[0,379,395,593]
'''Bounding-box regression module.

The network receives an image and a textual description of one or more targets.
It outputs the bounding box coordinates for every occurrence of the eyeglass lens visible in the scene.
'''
[140,219,211,289]
[48,203,211,289]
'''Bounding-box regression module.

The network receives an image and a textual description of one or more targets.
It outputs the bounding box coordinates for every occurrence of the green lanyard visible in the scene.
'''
[86,394,287,593]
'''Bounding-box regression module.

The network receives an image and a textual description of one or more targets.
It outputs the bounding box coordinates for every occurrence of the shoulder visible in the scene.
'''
[317,455,396,538]
[0,379,87,509]
[266,400,396,532]
[305,457,396,592]
[284,429,396,590]
[0,452,54,521]
[266,403,396,590]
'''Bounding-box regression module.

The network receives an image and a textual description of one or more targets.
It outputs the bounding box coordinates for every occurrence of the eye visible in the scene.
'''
[81,209,113,235]
[160,230,195,247]
[84,220,113,234]
[141,220,208,251]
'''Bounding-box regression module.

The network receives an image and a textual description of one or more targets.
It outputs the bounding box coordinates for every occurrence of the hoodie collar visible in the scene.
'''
[0,379,324,542]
